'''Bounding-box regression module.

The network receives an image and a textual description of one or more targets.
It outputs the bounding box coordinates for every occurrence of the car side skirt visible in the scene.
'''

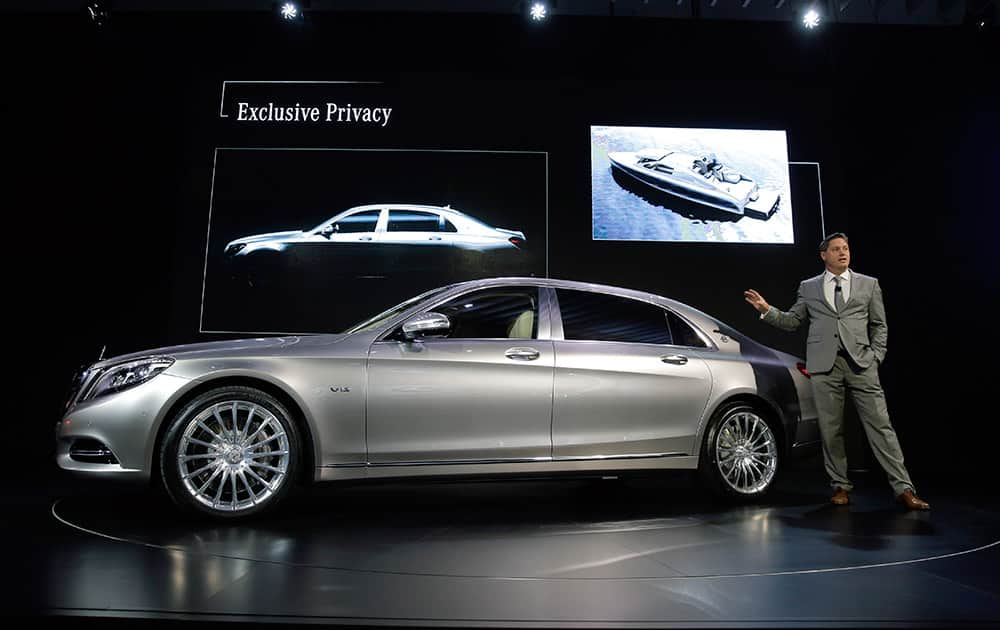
[316,453,698,481]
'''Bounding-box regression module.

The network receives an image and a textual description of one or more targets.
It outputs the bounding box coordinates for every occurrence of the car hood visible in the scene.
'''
[227,230,306,247]
[92,335,349,368]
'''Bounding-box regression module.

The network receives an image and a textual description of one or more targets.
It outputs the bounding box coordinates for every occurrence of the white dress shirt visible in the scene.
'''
[759,268,852,318]
[823,268,852,311]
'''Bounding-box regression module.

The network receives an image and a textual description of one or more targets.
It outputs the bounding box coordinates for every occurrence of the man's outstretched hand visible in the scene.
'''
[744,289,770,315]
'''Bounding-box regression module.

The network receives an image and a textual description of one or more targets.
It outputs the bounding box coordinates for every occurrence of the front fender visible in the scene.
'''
[142,368,325,481]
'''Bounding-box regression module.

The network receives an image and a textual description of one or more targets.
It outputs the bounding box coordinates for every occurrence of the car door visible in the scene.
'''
[292,208,385,279]
[365,285,554,463]
[375,209,457,278]
[550,288,714,459]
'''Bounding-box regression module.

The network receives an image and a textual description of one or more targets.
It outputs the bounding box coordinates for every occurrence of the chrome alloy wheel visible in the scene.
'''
[176,400,290,512]
[714,411,778,495]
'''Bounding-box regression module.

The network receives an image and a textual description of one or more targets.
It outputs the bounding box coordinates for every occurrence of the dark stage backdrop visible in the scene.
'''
[8,11,997,486]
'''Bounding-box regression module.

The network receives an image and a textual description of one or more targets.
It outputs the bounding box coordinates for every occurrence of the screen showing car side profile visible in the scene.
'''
[591,125,795,244]
[200,147,547,335]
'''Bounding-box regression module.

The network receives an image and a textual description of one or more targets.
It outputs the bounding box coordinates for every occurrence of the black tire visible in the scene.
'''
[698,401,781,501]
[160,386,300,519]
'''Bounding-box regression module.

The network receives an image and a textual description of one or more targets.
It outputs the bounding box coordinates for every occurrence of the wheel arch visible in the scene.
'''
[148,375,319,489]
[697,393,790,458]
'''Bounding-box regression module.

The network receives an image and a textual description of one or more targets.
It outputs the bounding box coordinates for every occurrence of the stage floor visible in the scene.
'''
[9,464,1000,628]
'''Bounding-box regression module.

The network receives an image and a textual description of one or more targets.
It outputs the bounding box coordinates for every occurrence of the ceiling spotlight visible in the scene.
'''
[802,8,821,28]
[280,3,299,20]
[86,1,109,27]
[530,2,548,21]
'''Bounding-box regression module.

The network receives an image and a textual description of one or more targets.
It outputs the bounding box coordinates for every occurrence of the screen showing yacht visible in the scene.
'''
[591,125,795,244]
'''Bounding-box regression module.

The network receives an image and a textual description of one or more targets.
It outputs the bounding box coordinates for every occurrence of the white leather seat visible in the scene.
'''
[506,310,534,338]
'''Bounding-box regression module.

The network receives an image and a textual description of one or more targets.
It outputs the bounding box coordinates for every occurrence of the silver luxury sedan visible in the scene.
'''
[224,204,526,258]
[223,204,529,287]
[56,277,820,519]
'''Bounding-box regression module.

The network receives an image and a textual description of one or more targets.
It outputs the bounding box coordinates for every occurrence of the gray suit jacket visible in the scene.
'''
[762,272,887,373]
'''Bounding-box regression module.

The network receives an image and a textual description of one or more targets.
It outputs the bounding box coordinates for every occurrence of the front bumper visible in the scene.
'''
[55,372,192,481]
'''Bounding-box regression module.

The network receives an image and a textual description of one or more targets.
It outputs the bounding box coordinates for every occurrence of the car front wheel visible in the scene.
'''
[699,402,780,499]
[160,386,300,519]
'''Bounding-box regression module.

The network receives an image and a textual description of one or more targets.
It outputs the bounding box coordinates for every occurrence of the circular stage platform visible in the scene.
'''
[53,475,998,582]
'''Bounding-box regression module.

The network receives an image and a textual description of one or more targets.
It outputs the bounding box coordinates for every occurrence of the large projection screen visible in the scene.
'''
[200,148,548,335]
[592,126,794,244]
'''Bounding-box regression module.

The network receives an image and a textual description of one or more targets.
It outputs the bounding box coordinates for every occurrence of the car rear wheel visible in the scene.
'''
[699,402,779,500]
[160,386,300,519]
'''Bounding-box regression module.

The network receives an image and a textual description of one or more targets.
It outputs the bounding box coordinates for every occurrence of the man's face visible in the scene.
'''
[820,237,850,273]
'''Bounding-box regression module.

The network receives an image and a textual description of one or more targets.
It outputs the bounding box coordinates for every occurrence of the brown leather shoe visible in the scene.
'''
[897,490,930,510]
[830,487,850,505]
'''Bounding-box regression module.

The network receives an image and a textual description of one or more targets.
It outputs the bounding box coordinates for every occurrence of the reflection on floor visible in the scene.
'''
[10,463,1000,628]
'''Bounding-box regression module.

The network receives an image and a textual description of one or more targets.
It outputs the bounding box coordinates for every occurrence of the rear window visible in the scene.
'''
[556,289,671,345]
[387,211,456,233]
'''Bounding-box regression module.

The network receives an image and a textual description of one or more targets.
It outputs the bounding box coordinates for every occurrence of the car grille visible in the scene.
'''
[64,366,94,411]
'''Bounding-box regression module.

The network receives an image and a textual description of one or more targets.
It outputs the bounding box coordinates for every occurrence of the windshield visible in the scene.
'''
[308,214,339,234]
[308,208,357,234]
[341,285,455,334]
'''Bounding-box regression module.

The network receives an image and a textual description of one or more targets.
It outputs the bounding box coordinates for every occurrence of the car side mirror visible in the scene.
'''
[321,224,337,238]
[401,312,451,340]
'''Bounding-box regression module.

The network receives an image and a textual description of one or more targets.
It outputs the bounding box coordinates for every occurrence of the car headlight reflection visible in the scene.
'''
[83,357,175,401]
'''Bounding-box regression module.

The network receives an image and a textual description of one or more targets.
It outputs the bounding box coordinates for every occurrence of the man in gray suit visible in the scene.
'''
[744,232,929,510]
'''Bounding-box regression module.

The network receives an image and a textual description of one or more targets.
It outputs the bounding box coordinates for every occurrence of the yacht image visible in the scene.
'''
[608,149,781,219]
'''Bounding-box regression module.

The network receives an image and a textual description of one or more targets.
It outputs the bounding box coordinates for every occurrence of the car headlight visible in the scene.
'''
[82,357,175,401]
[225,243,247,256]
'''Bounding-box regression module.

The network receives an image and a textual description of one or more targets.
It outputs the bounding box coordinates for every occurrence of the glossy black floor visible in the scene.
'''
[7,458,1000,629]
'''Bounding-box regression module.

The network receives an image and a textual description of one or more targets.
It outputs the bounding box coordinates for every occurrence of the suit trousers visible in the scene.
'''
[809,353,915,496]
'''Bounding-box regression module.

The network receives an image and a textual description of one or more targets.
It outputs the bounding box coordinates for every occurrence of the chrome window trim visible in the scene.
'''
[549,338,712,353]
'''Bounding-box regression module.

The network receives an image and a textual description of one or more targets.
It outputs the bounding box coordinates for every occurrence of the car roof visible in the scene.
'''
[346,204,472,219]
[355,276,727,351]
[432,276,718,323]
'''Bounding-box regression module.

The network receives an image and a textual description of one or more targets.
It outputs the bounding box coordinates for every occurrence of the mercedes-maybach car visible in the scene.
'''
[226,204,527,256]
[57,278,819,519]
[224,204,527,285]
[608,149,781,219]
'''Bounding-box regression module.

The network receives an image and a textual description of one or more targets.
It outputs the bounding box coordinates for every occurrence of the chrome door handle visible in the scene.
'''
[359,236,373,241]
[429,236,442,241]
[661,354,688,365]
[505,347,540,361]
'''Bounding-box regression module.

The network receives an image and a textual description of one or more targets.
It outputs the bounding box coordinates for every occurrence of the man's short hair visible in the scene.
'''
[819,232,849,252]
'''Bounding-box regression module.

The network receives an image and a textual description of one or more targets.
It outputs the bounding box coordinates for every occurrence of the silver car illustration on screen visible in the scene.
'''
[227,202,524,255]
[223,204,528,286]
[57,278,819,519]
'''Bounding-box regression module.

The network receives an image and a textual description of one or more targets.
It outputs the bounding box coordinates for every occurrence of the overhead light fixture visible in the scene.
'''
[276,2,309,22]
[963,0,996,30]
[85,1,109,27]
[802,7,821,28]
[530,2,548,21]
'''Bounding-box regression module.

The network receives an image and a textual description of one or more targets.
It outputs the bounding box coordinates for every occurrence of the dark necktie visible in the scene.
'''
[834,276,845,312]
